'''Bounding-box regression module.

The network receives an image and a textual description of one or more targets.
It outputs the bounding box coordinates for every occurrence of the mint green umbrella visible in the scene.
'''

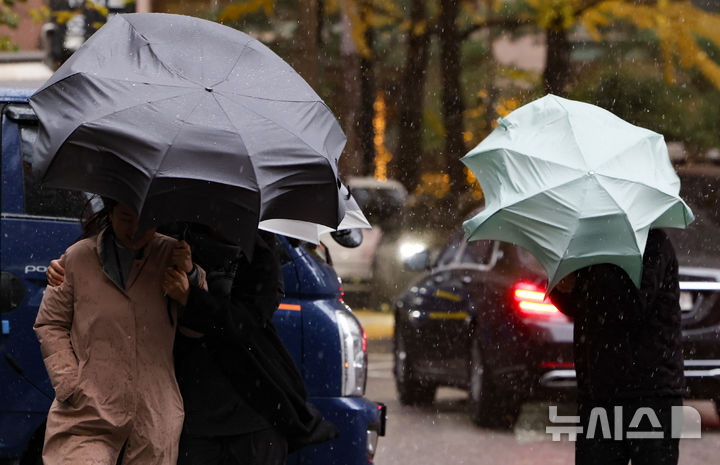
[462,94,694,291]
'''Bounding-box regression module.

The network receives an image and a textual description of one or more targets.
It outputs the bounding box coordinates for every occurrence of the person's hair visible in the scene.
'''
[79,196,117,239]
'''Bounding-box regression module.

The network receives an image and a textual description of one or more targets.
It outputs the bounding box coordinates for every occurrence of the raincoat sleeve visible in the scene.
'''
[33,251,78,402]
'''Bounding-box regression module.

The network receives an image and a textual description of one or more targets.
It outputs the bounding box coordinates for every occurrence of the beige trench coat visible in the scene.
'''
[34,230,204,465]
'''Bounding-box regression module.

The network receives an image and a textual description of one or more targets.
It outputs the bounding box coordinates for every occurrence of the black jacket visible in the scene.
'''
[550,229,684,401]
[179,232,338,451]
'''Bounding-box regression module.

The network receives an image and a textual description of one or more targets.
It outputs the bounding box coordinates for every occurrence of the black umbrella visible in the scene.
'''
[30,13,349,254]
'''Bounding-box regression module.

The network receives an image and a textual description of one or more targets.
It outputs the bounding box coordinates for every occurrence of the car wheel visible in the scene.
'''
[467,337,518,428]
[394,326,436,405]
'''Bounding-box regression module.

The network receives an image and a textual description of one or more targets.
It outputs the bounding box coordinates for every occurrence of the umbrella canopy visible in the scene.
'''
[462,94,694,291]
[30,13,355,255]
[260,184,370,243]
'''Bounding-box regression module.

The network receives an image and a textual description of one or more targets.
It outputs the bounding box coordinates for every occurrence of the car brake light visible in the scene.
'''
[540,361,575,369]
[512,282,563,318]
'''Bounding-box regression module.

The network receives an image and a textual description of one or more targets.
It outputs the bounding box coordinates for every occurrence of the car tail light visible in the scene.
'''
[540,361,575,369]
[512,282,565,319]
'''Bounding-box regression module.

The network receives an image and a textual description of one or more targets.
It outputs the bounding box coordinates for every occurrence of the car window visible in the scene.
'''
[514,244,546,275]
[436,240,461,267]
[21,124,86,219]
[460,240,494,265]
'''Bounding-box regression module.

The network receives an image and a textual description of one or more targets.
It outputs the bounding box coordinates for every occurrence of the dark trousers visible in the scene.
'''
[177,428,288,465]
[575,397,681,465]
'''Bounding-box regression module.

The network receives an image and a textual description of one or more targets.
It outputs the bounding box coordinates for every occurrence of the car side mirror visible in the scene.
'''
[403,250,431,271]
[1,271,25,313]
[331,228,363,248]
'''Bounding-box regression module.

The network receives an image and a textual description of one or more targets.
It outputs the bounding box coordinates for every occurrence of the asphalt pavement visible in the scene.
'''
[354,308,720,431]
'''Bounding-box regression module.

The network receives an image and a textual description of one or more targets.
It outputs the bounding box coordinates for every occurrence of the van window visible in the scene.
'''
[20,124,85,219]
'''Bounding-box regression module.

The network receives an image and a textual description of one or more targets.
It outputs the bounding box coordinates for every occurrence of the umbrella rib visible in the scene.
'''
[216,91,328,104]
[83,73,198,90]
[593,172,677,198]
[467,147,586,177]
[206,92,261,187]
[143,95,207,205]
[122,17,204,89]
[554,98,590,169]
[210,94,340,216]
[36,88,205,181]
[76,90,204,134]
[475,153,585,211]
[215,95,333,160]
[32,71,193,107]
[484,176,584,221]
[557,176,590,263]
[591,131,662,178]
[592,179,642,254]
[212,40,252,88]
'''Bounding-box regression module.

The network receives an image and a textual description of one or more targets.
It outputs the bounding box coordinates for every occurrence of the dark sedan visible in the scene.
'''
[393,234,574,427]
[393,164,720,428]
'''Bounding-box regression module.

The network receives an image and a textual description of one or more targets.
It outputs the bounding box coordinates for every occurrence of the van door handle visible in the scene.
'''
[1,271,25,313]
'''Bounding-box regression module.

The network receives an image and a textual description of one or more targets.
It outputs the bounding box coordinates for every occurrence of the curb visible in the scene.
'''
[353,310,394,341]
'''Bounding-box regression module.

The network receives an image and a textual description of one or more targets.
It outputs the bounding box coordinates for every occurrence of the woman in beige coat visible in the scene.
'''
[34,199,205,465]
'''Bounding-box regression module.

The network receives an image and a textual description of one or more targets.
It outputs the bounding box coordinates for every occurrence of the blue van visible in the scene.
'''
[0,88,385,465]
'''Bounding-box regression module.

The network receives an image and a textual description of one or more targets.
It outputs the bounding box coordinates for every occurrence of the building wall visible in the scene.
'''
[0,0,45,51]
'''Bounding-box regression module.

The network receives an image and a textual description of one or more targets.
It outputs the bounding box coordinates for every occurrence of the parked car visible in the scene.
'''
[394,165,720,427]
[0,88,385,465]
[324,176,433,309]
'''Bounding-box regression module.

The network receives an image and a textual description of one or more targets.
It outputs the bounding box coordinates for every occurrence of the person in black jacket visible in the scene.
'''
[171,227,337,465]
[550,228,684,465]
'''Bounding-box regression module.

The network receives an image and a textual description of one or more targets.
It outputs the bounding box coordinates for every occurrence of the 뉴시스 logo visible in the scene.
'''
[546,405,702,441]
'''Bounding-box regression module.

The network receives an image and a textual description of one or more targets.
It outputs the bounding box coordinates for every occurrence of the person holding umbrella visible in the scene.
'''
[461,95,694,465]
[46,224,339,465]
[170,227,338,465]
[550,228,684,465]
[33,11,367,465]
[34,198,206,465]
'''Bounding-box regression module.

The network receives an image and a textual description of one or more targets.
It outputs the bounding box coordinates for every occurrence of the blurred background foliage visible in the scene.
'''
[13,0,720,224]
[149,0,720,228]
[1,0,28,50]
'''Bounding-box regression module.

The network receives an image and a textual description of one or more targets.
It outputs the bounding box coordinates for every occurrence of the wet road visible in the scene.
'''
[365,349,720,465]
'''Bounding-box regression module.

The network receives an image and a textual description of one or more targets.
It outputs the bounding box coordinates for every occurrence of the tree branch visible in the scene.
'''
[458,17,534,41]
[456,0,605,40]
[575,0,606,17]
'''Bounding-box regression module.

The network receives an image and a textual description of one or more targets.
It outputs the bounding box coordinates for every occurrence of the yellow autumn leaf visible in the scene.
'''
[53,10,78,25]
[218,0,274,23]
[85,1,108,17]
